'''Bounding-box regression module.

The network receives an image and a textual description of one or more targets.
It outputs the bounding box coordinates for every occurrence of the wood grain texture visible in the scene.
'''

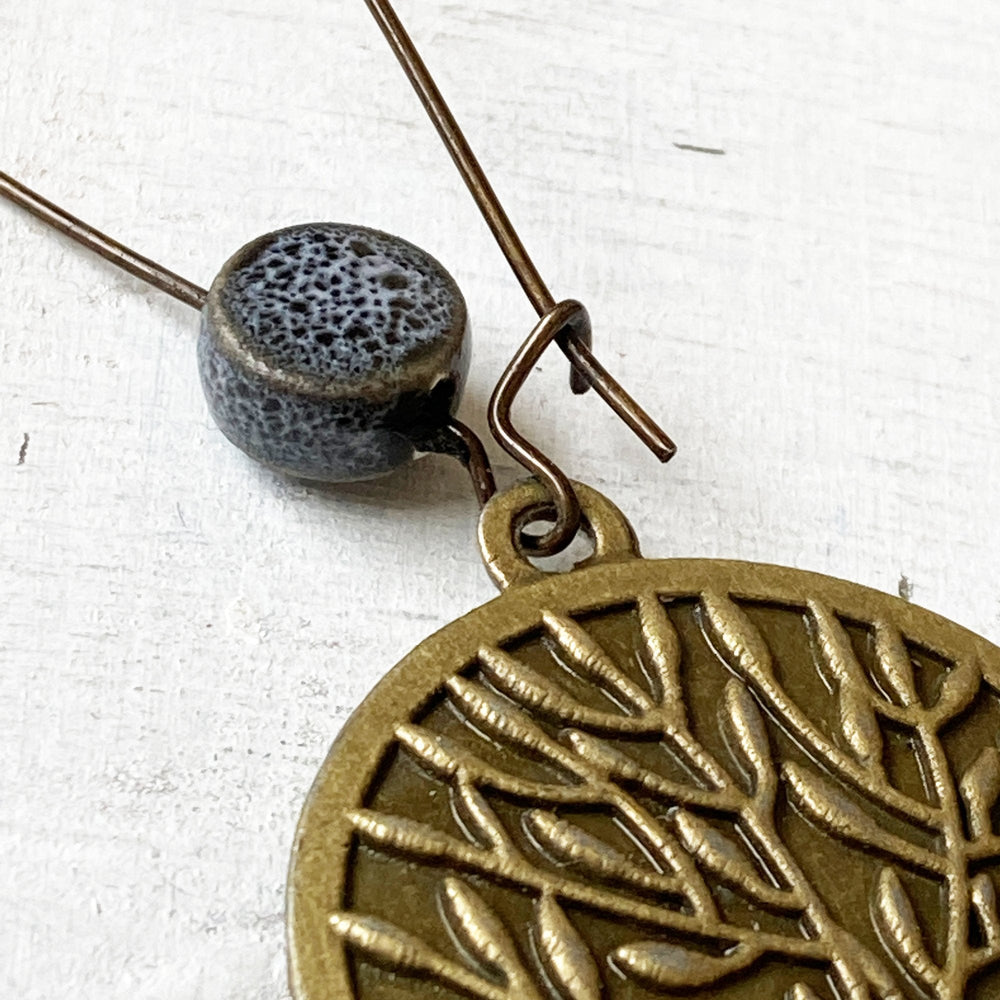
[1,1,998,997]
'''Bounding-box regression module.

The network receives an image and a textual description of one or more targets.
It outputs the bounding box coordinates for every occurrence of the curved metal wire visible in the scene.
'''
[488,301,591,554]
[4,2,679,554]
[439,419,497,509]
[365,0,677,554]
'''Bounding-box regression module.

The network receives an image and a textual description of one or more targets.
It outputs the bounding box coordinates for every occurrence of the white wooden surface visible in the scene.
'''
[2,1,998,997]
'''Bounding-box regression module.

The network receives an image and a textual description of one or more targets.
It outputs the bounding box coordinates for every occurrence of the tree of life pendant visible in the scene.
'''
[288,481,1000,1000]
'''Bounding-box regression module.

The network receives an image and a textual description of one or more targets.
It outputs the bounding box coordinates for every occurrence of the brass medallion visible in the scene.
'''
[288,483,1000,1000]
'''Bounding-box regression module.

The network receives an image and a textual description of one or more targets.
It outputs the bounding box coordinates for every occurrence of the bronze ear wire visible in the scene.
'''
[1,0,674,559]
[364,0,675,554]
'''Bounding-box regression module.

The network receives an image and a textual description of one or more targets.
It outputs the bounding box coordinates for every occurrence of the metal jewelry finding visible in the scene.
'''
[292,479,1000,1000]
[1,0,675,558]
[364,0,676,554]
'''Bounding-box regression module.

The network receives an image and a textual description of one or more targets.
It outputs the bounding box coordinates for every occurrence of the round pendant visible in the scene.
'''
[288,482,1000,1000]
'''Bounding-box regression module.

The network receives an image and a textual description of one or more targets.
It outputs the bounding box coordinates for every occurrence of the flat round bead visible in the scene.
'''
[198,223,469,482]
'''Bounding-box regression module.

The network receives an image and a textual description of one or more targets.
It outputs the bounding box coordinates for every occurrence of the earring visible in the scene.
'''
[4,2,999,1000]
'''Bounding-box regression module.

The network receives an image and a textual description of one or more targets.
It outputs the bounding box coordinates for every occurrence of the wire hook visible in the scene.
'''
[488,301,591,555]
[365,0,677,554]
[3,2,678,553]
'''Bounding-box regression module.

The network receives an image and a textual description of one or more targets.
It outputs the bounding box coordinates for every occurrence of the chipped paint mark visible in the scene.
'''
[673,142,725,155]
[17,433,29,465]
[898,574,913,601]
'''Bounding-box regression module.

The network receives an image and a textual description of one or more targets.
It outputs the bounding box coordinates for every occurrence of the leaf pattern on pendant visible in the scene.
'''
[329,590,1000,1000]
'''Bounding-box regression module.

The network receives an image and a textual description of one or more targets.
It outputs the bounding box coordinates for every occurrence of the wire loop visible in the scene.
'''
[488,299,677,556]
[489,301,590,555]
[366,0,677,555]
[3,1,680,545]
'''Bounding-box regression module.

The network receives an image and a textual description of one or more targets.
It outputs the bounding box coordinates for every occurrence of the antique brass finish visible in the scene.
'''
[478,479,641,590]
[289,482,1000,1000]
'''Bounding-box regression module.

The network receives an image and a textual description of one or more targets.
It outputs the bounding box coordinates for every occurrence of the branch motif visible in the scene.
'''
[703,592,1000,999]
[331,589,1000,999]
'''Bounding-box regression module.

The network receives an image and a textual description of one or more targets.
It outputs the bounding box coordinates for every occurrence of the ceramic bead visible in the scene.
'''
[198,222,469,482]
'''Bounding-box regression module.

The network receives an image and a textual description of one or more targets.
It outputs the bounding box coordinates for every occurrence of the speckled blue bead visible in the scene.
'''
[198,223,469,482]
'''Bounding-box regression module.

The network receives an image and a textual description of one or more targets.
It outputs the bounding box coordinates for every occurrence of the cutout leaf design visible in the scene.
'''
[960,748,1000,840]
[786,985,825,1000]
[442,878,529,989]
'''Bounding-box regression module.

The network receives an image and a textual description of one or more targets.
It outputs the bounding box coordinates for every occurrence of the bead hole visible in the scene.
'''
[390,377,458,438]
